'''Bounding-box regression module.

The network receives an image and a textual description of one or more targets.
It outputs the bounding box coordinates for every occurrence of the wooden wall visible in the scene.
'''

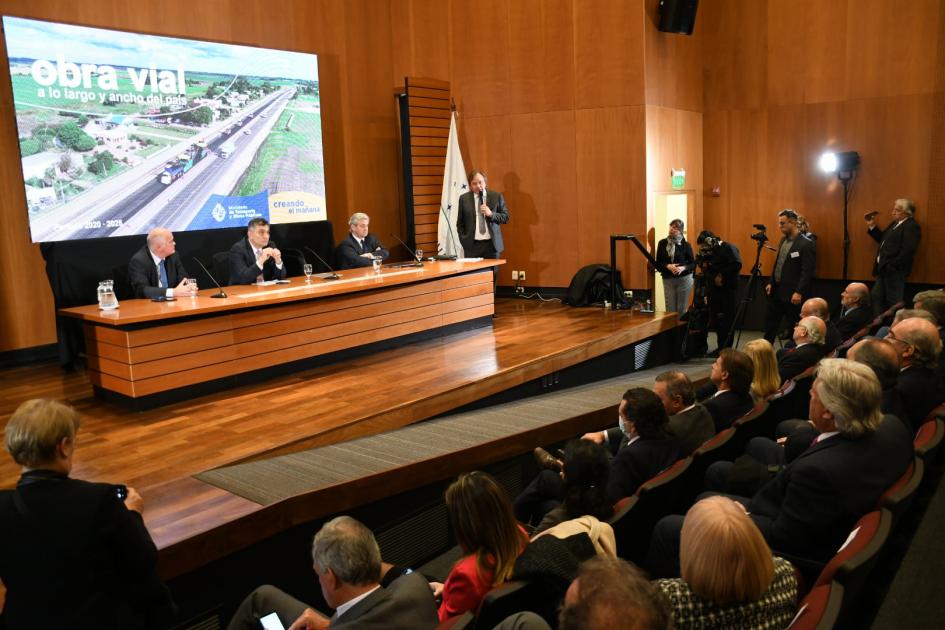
[2,0,942,353]
[701,0,945,284]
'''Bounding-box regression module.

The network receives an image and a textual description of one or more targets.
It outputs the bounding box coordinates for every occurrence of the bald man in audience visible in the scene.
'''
[783,298,841,353]
[836,282,873,340]
[127,227,191,299]
[777,316,826,382]
[888,317,945,430]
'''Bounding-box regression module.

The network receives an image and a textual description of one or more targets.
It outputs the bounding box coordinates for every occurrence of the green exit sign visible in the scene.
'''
[671,169,686,189]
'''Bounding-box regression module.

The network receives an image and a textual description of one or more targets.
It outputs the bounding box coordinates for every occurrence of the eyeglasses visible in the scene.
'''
[886,330,913,347]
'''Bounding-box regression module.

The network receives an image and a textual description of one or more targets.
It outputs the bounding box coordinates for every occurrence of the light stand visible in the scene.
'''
[819,150,860,281]
[839,170,853,281]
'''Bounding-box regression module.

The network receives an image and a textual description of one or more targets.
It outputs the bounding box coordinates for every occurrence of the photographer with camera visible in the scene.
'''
[696,231,743,353]
[764,209,816,343]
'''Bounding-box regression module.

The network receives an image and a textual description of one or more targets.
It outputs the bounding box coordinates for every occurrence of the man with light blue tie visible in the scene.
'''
[127,227,190,299]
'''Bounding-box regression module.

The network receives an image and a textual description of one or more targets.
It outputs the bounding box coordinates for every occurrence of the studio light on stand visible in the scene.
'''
[819,150,860,281]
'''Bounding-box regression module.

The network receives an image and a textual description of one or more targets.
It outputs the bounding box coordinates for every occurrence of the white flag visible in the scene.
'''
[438,112,466,257]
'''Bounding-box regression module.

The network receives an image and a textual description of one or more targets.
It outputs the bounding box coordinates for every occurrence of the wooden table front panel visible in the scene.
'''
[83,269,494,398]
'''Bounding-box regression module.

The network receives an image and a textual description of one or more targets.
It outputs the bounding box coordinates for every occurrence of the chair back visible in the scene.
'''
[876,457,923,524]
[812,509,892,595]
[788,582,844,630]
[437,612,473,630]
[914,418,945,462]
[731,400,775,448]
[110,263,133,300]
[679,428,737,507]
[212,251,231,286]
[608,457,692,563]
[473,581,550,630]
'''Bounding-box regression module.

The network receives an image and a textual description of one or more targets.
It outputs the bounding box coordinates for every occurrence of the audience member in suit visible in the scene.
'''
[848,338,908,424]
[584,372,712,459]
[781,297,841,353]
[432,472,529,622]
[456,170,510,259]
[867,198,921,314]
[518,388,680,523]
[763,209,816,342]
[228,516,438,630]
[744,339,781,401]
[127,227,191,299]
[532,440,613,534]
[777,316,827,382]
[702,349,755,432]
[228,217,287,285]
[653,497,798,628]
[648,359,913,576]
[836,282,874,340]
[889,317,945,430]
[334,212,390,270]
[0,399,175,629]
[915,297,945,377]
[655,219,695,314]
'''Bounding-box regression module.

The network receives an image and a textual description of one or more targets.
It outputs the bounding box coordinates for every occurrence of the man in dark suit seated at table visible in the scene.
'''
[836,282,873,340]
[888,316,945,430]
[647,359,914,577]
[228,516,437,630]
[702,348,755,432]
[127,227,192,299]
[777,316,827,382]
[335,212,390,269]
[229,217,287,284]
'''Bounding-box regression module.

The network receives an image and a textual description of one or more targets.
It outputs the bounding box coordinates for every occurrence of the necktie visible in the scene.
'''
[254,249,263,283]
[158,259,168,288]
[477,192,486,233]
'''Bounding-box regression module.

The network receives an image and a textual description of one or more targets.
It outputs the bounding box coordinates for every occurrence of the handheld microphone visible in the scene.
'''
[388,233,424,267]
[192,257,227,298]
[303,246,340,280]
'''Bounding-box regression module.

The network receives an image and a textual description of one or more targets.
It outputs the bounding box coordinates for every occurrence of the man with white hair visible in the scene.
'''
[777,316,826,382]
[228,516,437,629]
[866,198,921,314]
[335,212,389,270]
[127,227,191,298]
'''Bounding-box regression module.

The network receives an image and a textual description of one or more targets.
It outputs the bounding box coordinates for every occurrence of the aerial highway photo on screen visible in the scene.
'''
[2,16,326,243]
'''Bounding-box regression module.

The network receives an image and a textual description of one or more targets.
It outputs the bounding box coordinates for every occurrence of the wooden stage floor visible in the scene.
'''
[0,298,676,578]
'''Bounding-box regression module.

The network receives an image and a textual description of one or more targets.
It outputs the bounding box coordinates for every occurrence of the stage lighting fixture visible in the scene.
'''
[819,150,861,281]
[819,150,860,174]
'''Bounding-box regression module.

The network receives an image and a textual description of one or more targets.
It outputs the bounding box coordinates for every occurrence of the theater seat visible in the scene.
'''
[788,582,844,630]
[876,456,923,525]
[436,612,473,629]
[472,580,550,630]
[812,509,892,597]
[914,418,945,462]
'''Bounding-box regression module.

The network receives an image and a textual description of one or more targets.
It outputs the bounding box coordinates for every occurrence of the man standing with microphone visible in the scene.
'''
[457,170,509,260]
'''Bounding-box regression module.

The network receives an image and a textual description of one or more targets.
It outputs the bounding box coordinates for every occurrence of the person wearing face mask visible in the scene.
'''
[655,219,695,315]
[513,388,679,526]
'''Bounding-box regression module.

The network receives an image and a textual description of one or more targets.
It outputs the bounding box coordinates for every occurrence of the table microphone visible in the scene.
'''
[192,257,227,298]
[303,246,340,280]
[388,233,424,267]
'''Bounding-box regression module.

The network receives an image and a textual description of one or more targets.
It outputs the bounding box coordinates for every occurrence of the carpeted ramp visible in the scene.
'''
[195,361,712,505]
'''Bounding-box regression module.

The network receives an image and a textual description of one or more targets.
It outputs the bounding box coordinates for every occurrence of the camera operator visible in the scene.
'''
[764,209,816,343]
[696,230,743,353]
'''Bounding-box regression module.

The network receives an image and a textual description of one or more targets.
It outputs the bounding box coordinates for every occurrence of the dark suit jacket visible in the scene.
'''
[703,389,755,432]
[335,233,390,270]
[228,237,287,285]
[704,241,742,289]
[655,238,695,278]
[777,343,826,383]
[0,471,174,629]
[332,571,438,629]
[868,217,921,276]
[127,245,189,299]
[668,404,715,455]
[896,365,945,430]
[748,415,913,563]
[783,323,841,354]
[456,189,509,254]
[606,435,679,503]
[836,306,873,340]
[767,235,816,300]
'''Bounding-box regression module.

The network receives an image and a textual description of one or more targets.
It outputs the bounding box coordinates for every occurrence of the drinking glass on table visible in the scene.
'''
[303,264,313,283]
[372,255,382,274]
[416,248,424,263]
[186,278,198,297]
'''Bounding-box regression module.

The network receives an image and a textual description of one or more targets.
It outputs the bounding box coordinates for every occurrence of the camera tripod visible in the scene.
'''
[722,235,767,350]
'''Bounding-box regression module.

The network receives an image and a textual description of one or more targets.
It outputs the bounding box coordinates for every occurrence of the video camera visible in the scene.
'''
[750,223,768,243]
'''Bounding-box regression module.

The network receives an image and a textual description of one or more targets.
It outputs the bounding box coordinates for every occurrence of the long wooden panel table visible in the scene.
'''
[59,260,501,400]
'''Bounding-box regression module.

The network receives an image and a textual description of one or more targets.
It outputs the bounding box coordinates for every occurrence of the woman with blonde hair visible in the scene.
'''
[433,471,529,621]
[744,338,781,400]
[655,496,797,628]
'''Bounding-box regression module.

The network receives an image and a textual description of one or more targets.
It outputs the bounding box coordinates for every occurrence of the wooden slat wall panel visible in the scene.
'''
[404,77,451,256]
